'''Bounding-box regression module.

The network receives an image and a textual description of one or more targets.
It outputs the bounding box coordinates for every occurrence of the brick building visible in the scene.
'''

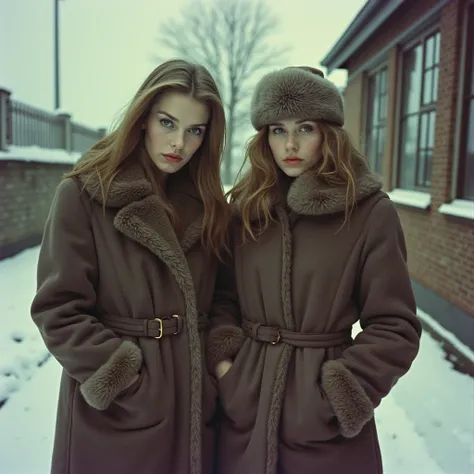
[322,0,474,348]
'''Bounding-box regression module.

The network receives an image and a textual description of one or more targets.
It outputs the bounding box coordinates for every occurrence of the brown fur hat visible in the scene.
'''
[250,66,344,130]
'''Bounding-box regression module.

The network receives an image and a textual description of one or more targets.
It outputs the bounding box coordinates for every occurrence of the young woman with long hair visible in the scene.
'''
[31,59,230,474]
[207,66,421,474]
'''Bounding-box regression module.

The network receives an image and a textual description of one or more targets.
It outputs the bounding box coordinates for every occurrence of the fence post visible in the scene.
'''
[56,111,72,152]
[0,88,12,152]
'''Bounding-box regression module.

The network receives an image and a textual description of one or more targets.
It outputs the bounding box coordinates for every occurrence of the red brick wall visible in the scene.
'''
[0,160,72,258]
[346,0,474,316]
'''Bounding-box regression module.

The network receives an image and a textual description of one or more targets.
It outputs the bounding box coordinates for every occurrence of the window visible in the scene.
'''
[398,30,440,191]
[366,67,388,175]
[458,4,474,200]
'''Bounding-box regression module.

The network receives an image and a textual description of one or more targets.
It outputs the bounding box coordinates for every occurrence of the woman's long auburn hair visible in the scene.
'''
[65,59,230,258]
[230,121,368,241]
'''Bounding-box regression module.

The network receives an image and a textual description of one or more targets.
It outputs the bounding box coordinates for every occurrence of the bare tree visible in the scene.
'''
[155,0,288,184]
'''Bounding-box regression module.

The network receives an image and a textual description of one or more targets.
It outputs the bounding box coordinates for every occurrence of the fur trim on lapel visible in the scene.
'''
[287,160,382,216]
[78,162,153,208]
[112,190,203,474]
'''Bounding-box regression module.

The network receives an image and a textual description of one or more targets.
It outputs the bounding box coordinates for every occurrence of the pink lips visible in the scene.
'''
[162,153,183,163]
[284,156,303,165]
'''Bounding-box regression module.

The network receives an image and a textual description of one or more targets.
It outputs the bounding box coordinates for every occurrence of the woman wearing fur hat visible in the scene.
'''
[207,66,421,474]
[30,59,230,474]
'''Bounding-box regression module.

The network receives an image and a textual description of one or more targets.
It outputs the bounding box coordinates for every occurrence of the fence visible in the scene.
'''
[0,88,106,153]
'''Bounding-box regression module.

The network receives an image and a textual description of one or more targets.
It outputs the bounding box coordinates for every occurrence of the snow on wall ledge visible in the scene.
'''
[0,146,81,166]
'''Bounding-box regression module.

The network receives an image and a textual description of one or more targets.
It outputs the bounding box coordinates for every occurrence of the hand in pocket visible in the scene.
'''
[215,359,233,380]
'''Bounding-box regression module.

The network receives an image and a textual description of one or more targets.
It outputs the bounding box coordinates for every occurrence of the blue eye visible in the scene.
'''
[160,118,174,128]
[189,128,203,136]
[271,127,285,135]
[300,124,314,133]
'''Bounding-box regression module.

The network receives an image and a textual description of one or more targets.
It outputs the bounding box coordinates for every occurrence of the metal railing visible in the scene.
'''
[0,88,106,153]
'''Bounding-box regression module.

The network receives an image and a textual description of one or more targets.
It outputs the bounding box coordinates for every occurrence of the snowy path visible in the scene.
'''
[0,247,473,473]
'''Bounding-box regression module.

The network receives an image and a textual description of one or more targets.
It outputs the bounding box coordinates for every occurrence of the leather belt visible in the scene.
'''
[101,312,209,339]
[242,319,352,348]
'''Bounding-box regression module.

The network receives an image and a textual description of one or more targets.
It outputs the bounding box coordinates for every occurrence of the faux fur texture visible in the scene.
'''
[264,206,295,474]
[78,161,205,474]
[80,340,143,410]
[206,325,245,372]
[321,360,374,438]
[287,159,382,216]
[251,66,344,130]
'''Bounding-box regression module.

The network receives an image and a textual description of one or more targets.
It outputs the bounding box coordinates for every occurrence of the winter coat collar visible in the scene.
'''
[287,159,382,216]
[238,159,382,222]
[77,157,204,254]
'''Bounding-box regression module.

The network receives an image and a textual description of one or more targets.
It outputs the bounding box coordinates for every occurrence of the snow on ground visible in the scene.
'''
[0,246,473,473]
[0,247,49,405]
[0,145,80,165]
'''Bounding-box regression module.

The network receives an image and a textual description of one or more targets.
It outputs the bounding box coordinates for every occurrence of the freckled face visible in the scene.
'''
[268,118,323,177]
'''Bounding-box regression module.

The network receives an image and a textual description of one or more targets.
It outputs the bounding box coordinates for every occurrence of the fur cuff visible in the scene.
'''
[321,360,374,438]
[207,325,245,372]
[80,341,143,410]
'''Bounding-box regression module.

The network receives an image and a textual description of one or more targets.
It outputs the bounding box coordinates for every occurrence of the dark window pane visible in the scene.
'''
[367,127,377,165]
[462,99,474,199]
[423,70,433,105]
[420,112,429,149]
[425,151,432,187]
[428,111,436,148]
[399,116,419,190]
[417,150,427,187]
[425,35,435,68]
[376,126,386,175]
[380,94,387,121]
[403,45,423,114]
[434,32,441,64]
[433,67,439,102]
[366,79,375,127]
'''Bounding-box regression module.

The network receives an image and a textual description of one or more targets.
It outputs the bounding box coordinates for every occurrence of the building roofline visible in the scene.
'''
[321,0,404,73]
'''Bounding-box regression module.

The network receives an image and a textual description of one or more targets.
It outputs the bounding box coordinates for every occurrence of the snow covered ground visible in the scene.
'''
[0,247,473,474]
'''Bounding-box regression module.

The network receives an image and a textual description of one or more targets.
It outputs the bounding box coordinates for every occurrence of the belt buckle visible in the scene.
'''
[172,314,180,335]
[153,318,164,339]
[271,329,281,345]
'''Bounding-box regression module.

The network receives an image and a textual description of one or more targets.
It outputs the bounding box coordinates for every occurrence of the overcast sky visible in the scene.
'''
[1,0,366,130]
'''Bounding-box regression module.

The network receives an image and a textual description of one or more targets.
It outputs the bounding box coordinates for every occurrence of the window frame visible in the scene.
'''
[364,64,389,175]
[453,0,474,201]
[393,25,441,192]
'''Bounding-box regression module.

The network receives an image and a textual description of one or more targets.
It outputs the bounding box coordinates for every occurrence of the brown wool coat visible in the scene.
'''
[207,163,422,474]
[31,161,219,474]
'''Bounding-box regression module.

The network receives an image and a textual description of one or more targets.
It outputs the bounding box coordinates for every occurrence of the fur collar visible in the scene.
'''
[237,159,382,222]
[287,159,382,216]
[77,158,204,254]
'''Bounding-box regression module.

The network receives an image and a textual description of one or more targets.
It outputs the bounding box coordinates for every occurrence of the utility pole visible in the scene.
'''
[54,0,61,109]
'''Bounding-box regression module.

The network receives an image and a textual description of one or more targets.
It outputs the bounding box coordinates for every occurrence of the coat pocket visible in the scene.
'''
[280,348,342,446]
[218,339,262,432]
[104,342,169,430]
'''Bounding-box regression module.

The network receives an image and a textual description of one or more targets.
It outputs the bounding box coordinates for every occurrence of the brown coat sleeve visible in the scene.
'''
[321,197,422,438]
[206,228,245,373]
[30,178,142,410]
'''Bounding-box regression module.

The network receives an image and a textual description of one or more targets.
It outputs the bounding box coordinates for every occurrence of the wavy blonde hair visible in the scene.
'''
[230,121,367,241]
[65,59,230,257]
